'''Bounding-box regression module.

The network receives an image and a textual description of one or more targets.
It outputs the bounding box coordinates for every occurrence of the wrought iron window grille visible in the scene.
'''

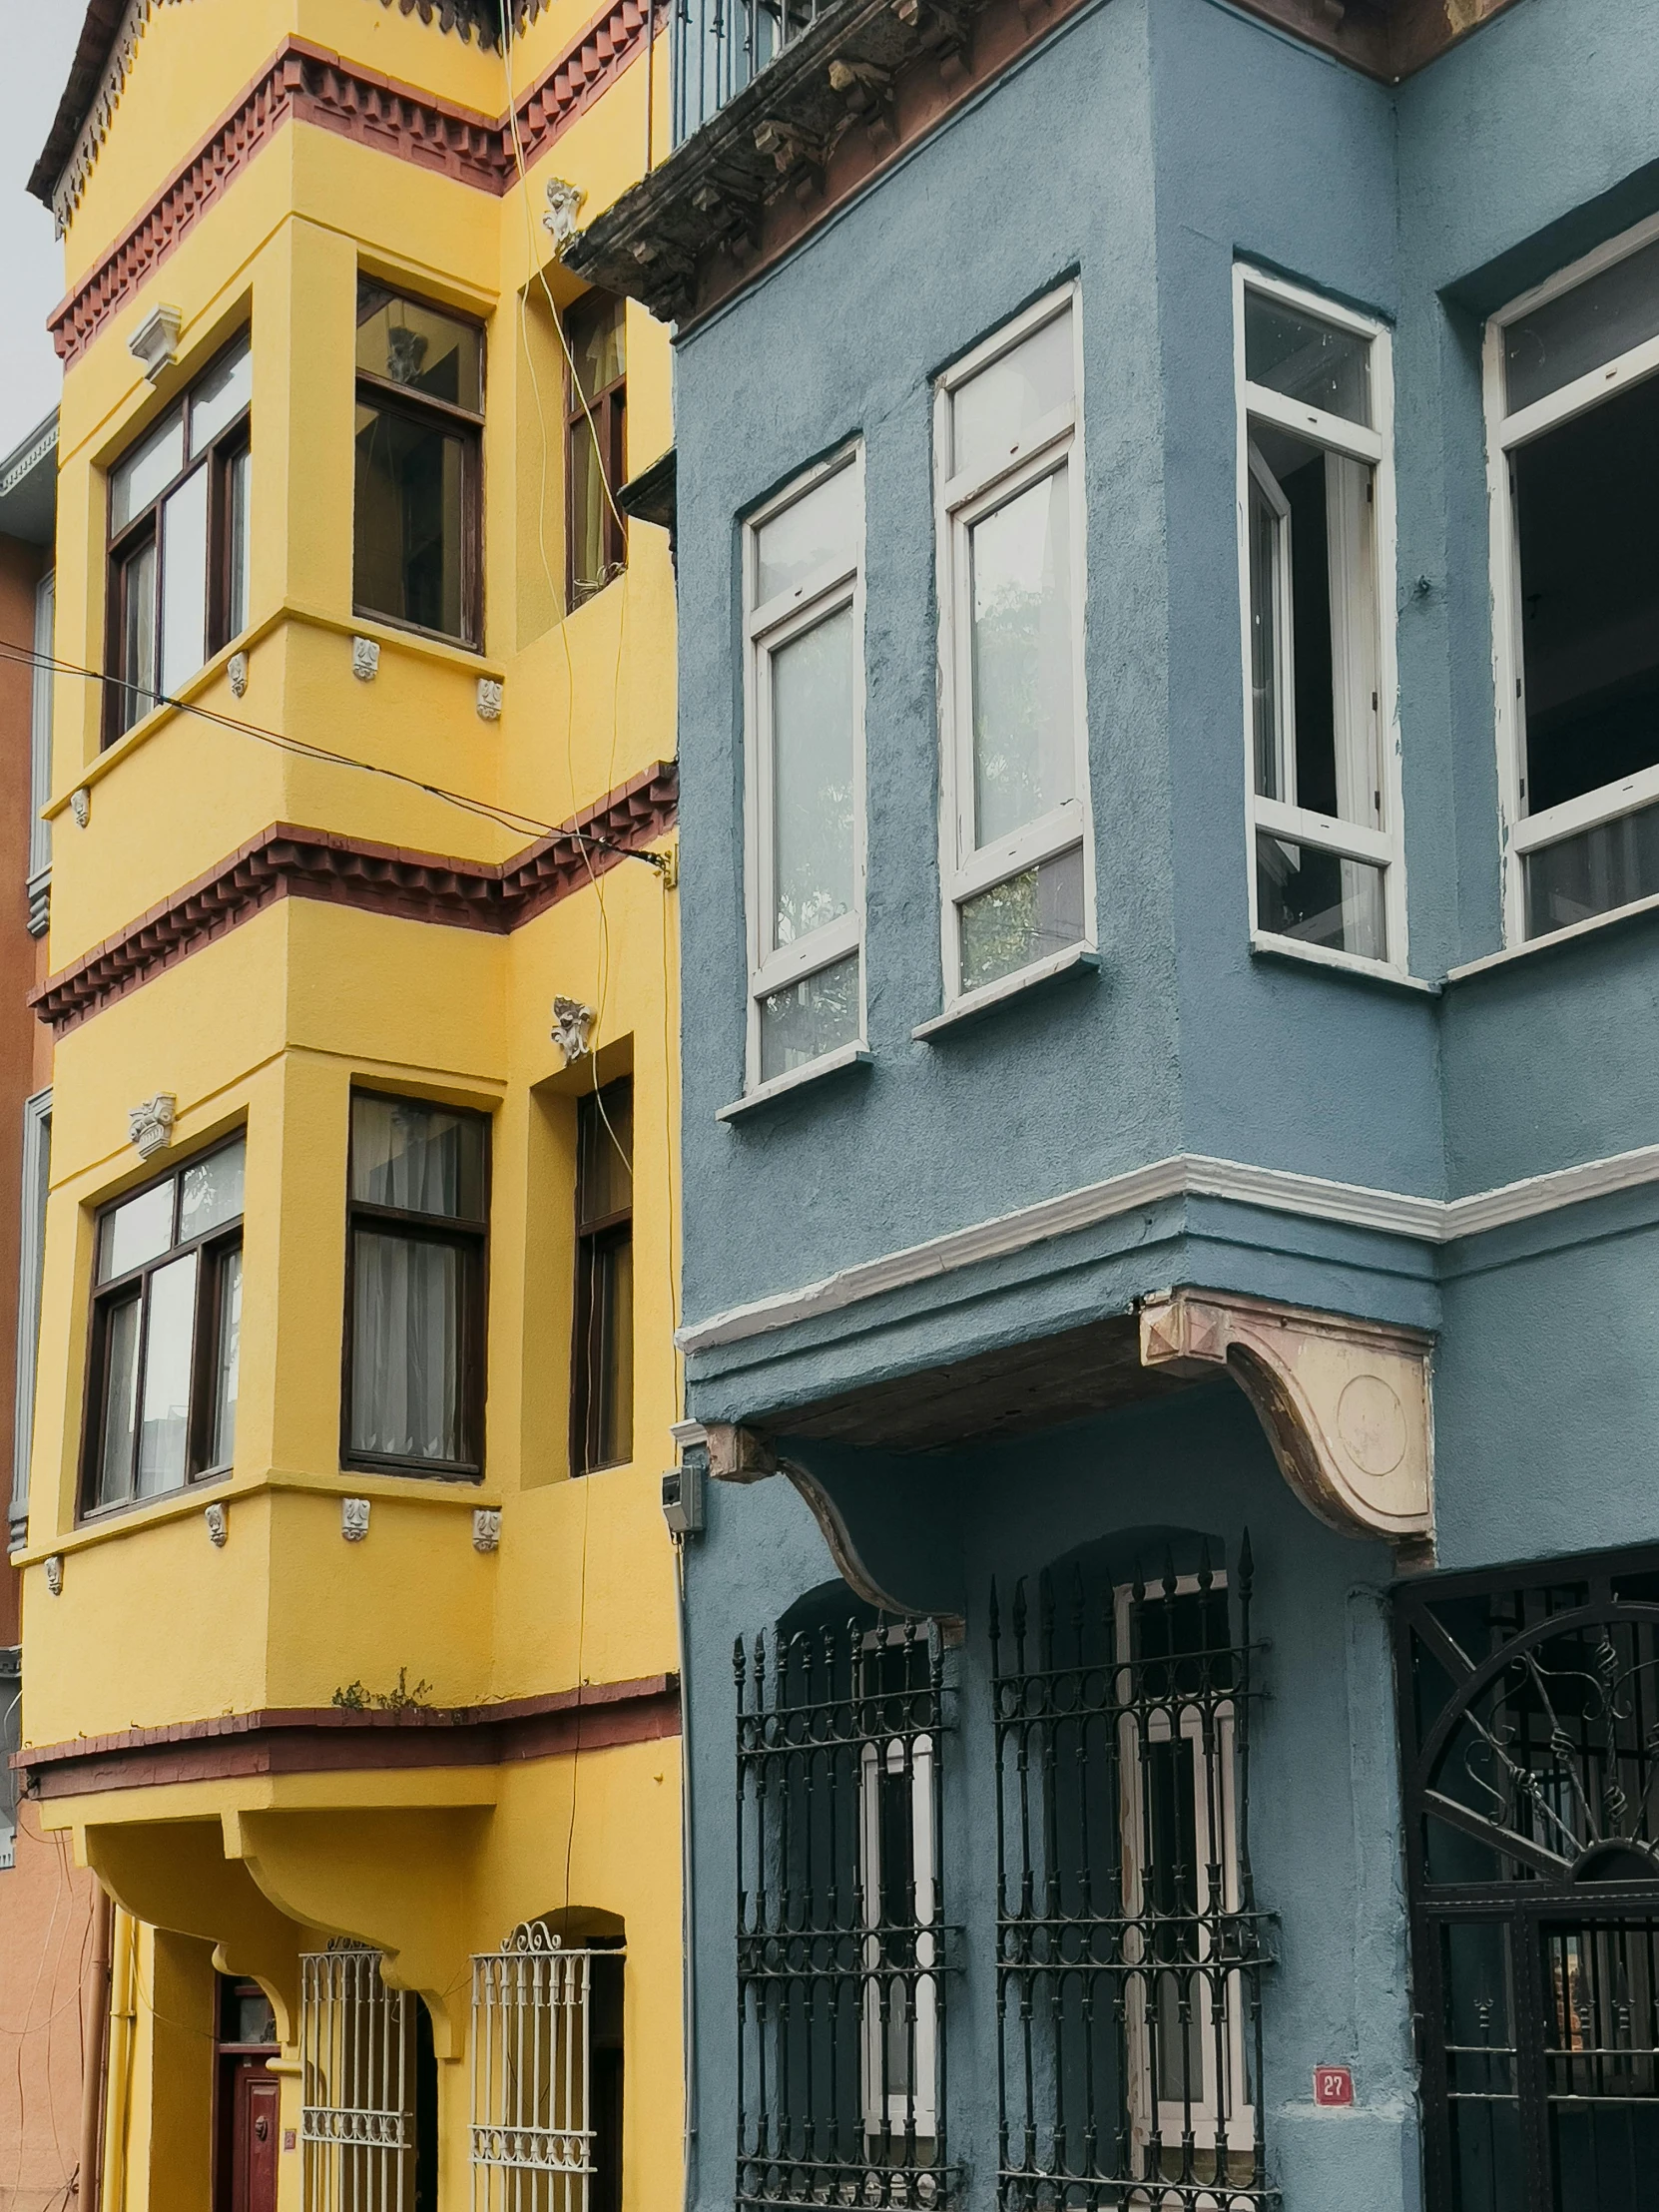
[471,1921,617,2210]
[991,1539,1275,2210]
[299,1941,419,2211]
[736,1612,957,2208]
[1396,1547,1659,2212]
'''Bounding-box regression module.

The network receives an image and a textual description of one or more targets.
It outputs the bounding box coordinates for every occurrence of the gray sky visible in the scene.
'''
[0,4,85,459]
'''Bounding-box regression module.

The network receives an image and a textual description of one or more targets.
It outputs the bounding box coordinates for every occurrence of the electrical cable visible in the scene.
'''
[0,638,670,875]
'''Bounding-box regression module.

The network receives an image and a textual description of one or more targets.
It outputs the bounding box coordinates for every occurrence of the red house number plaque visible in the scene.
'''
[1314,2066,1354,2107]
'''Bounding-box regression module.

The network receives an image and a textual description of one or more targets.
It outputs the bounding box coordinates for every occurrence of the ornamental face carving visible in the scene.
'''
[341,1498,371,1543]
[129,1093,177,1159]
[44,1554,63,1596]
[543,178,587,254]
[552,996,595,1063]
[228,651,249,699]
[70,788,91,829]
[1139,1287,1434,1549]
[476,678,503,723]
[472,1507,502,1553]
[351,637,380,683]
[205,1502,228,1547]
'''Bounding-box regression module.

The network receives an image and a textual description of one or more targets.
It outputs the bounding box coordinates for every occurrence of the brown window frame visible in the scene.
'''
[341,1090,490,1482]
[81,1136,246,1520]
[104,332,253,749]
[353,284,485,652]
[565,291,628,608]
[571,1077,634,1475]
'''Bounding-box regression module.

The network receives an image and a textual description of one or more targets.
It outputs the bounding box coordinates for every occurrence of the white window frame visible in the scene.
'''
[856,1627,939,2149]
[27,573,52,937]
[1234,263,1406,976]
[1483,207,1659,945]
[9,1091,50,1552]
[932,283,1094,1016]
[741,444,866,1095]
[1114,1573,1254,2180]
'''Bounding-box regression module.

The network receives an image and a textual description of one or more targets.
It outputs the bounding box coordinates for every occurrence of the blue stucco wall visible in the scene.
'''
[665,0,1659,2203]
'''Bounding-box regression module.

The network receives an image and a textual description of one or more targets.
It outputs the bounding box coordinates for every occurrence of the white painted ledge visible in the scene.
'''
[716,1043,871,1123]
[912,944,1100,1038]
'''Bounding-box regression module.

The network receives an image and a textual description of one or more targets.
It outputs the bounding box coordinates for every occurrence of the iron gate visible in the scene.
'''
[299,1942,417,2212]
[1396,1548,1659,2211]
[470,1924,603,2211]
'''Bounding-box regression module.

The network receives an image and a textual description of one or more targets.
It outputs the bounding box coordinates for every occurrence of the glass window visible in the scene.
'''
[743,451,865,1089]
[0,1651,17,1873]
[1239,273,1397,966]
[354,282,483,648]
[572,1079,633,1473]
[936,292,1089,1003]
[1491,225,1659,941]
[105,335,252,745]
[566,291,627,605]
[85,1138,246,1514]
[345,1093,487,1477]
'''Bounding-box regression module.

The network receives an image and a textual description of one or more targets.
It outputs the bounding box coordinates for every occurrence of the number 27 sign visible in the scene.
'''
[1314,2065,1354,2107]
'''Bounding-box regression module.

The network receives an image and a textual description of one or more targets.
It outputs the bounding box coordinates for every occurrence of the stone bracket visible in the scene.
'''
[1139,1288,1434,1547]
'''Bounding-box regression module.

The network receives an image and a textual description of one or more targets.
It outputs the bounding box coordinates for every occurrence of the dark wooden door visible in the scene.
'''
[224,2060,278,2212]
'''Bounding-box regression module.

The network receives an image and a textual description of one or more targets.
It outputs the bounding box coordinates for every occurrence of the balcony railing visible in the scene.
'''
[673,0,830,142]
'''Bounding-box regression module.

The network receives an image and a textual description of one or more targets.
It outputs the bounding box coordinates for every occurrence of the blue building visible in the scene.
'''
[572,0,1659,2205]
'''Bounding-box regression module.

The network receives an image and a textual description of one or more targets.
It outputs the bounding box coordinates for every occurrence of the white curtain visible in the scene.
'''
[351,1232,462,1461]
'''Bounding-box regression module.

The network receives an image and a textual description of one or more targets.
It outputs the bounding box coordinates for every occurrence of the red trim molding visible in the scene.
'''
[31,761,677,1038]
[16,1671,681,1802]
[51,5,666,367]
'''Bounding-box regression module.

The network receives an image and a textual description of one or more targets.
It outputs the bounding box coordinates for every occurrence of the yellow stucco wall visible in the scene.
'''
[23,2,683,2205]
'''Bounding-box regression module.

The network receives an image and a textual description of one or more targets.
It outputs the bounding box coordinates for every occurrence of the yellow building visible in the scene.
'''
[12,4,682,2207]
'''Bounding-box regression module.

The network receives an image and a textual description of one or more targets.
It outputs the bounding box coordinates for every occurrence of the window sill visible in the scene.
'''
[717,1042,871,1122]
[1445,890,1659,983]
[1250,934,1439,996]
[912,944,1100,1039]
[348,606,488,665]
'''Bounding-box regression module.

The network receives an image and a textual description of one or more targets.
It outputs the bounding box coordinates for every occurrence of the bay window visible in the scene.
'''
[85,1138,244,1513]
[344,1092,487,1478]
[1486,216,1659,941]
[741,447,866,1090]
[933,286,1092,1009]
[106,332,251,744]
[1236,268,1403,969]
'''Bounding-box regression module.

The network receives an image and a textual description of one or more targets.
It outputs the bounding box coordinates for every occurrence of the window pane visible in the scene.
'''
[354,400,468,640]
[351,1096,486,1221]
[1250,427,1380,826]
[350,1231,464,1463]
[570,409,611,596]
[99,1181,175,1283]
[189,337,252,454]
[1256,832,1386,960]
[570,295,625,403]
[228,444,252,639]
[1244,292,1372,426]
[355,284,482,412]
[1514,373,1659,818]
[958,846,1084,993]
[210,1248,242,1469]
[1505,234,1659,414]
[136,1252,198,1497]
[96,1296,142,1506]
[771,607,855,949]
[119,537,157,734]
[1525,800,1659,938]
[111,407,185,532]
[756,466,858,602]
[950,308,1074,482]
[1248,465,1286,801]
[577,1230,633,1470]
[180,1141,246,1243]
[759,953,859,1081]
[970,467,1074,846]
[160,464,210,699]
[576,1080,633,1230]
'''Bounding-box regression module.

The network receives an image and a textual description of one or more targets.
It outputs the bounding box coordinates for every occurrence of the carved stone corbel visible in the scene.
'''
[704,1422,779,1483]
[1139,1288,1433,1547]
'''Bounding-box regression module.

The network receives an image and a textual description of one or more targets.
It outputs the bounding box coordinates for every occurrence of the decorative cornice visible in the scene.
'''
[47,0,192,233]
[30,761,677,1038]
[677,1139,1659,1354]
[15,1671,681,1802]
[0,420,59,501]
[49,6,665,368]
[567,0,1523,329]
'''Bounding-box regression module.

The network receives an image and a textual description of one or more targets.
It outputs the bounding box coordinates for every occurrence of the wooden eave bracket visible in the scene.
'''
[1139,1288,1434,1550]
